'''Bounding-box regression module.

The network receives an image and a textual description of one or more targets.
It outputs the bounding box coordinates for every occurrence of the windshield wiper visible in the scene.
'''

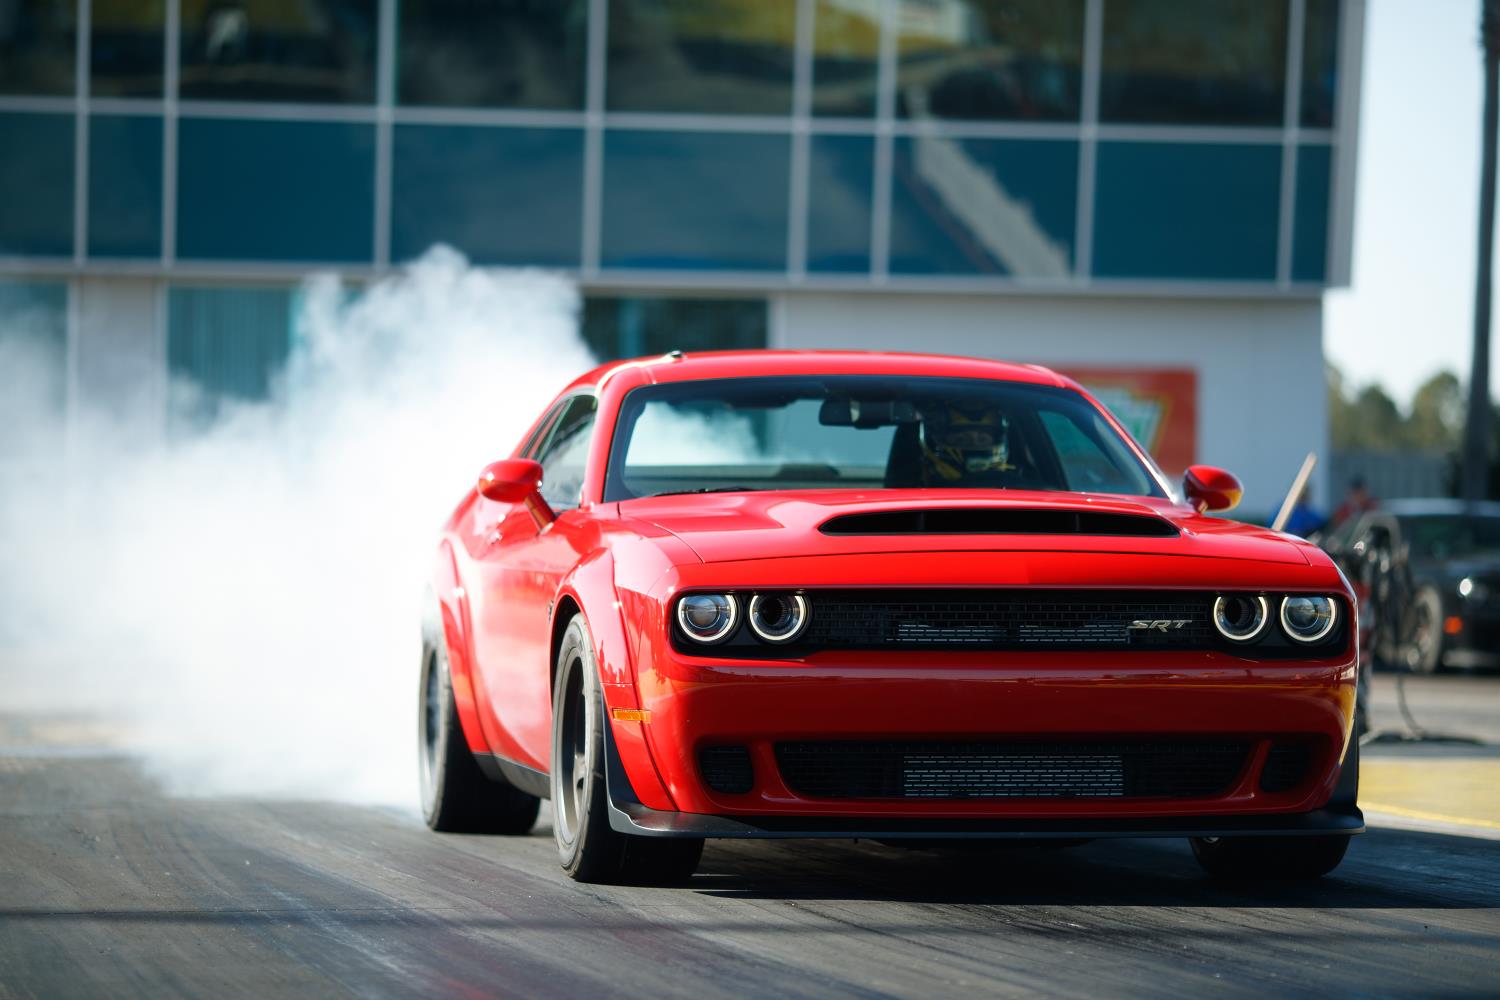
[648,486,761,497]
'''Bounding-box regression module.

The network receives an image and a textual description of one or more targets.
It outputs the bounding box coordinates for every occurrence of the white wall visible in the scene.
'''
[770,292,1329,518]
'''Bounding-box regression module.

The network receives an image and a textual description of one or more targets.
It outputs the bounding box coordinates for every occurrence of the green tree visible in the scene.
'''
[1407,371,1465,449]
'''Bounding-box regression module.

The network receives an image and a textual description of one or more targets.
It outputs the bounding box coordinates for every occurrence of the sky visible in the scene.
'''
[1324,0,1491,406]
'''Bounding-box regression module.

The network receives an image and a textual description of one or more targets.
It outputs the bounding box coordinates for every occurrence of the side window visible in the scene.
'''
[521,400,567,459]
[534,395,598,510]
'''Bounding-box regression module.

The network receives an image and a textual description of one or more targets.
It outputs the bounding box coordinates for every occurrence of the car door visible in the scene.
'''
[470,393,600,770]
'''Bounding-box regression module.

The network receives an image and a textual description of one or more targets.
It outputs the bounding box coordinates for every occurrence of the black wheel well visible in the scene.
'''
[550,595,582,695]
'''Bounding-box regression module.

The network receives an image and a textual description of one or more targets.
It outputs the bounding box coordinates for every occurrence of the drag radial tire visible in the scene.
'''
[418,626,540,834]
[1189,835,1351,880]
[551,614,704,885]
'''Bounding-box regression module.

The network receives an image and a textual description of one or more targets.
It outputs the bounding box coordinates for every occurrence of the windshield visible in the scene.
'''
[603,375,1164,501]
[1397,514,1500,559]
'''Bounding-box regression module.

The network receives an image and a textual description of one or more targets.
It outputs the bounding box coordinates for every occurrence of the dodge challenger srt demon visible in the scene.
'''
[419,351,1360,885]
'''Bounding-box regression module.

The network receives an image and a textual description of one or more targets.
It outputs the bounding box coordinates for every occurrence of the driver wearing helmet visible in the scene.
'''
[919,401,1018,486]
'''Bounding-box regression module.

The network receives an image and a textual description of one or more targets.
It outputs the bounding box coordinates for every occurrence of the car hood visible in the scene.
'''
[618,490,1312,566]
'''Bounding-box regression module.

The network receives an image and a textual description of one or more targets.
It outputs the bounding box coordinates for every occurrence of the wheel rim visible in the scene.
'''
[419,648,441,793]
[555,656,588,845]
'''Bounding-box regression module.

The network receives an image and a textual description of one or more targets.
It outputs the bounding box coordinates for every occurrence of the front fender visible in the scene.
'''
[429,538,488,753]
[555,546,677,812]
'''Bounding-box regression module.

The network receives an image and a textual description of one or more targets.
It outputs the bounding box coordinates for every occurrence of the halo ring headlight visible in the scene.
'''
[1280,595,1338,643]
[747,593,810,644]
[1213,594,1269,643]
[676,593,738,644]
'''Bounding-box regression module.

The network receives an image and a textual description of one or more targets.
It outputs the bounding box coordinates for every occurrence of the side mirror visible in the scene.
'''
[477,459,555,527]
[477,459,543,502]
[1183,465,1243,514]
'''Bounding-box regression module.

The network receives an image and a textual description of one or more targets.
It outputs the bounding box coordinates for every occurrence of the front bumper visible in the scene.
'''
[610,643,1360,833]
[603,709,1365,839]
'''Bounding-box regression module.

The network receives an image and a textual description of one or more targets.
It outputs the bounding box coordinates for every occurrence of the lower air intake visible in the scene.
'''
[776,740,1250,800]
[699,745,755,794]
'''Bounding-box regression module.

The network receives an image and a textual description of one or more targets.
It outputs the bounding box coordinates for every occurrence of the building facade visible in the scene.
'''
[0,0,1362,513]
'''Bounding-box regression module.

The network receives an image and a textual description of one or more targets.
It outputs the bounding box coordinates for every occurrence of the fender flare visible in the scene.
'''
[554,549,678,812]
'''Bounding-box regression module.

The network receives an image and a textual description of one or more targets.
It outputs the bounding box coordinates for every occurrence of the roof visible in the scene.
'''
[572,350,1073,393]
[1380,499,1500,518]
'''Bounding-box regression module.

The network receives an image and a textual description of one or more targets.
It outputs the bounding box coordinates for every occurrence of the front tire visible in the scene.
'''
[551,613,703,884]
[1189,834,1350,880]
[419,623,540,834]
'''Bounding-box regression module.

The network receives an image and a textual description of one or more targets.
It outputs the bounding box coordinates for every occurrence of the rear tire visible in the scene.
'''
[552,613,703,885]
[1189,834,1350,880]
[419,621,540,834]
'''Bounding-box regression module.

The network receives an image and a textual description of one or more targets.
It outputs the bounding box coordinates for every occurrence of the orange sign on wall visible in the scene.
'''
[1056,368,1198,478]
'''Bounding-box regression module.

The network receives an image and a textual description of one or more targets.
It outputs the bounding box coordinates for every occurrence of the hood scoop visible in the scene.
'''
[818,507,1179,538]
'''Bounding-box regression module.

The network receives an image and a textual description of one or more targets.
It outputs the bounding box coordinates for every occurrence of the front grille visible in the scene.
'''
[776,740,1250,800]
[799,590,1213,651]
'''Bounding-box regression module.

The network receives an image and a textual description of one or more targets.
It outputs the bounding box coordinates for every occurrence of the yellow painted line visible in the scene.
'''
[1361,758,1500,831]
[1361,800,1500,832]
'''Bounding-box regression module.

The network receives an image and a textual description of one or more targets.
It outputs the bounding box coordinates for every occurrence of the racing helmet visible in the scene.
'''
[919,401,1016,484]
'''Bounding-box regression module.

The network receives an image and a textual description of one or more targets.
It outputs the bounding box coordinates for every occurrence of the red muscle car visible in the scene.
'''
[419,351,1360,884]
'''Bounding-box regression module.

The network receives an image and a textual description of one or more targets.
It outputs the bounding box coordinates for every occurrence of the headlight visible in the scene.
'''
[676,593,738,644]
[1459,577,1489,601]
[1213,594,1268,642]
[1280,595,1338,643]
[748,593,809,643]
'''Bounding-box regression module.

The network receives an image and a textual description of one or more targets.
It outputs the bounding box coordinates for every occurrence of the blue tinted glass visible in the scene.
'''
[601,130,789,271]
[92,0,165,97]
[1093,142,1280,281]
[0,112,73,256]
[179,0,376,103]
[398,0,587,108]
[896,0,1085,122]
[582,297,766,359]
[89,115,163,258]
[806,134,873,273]
[889,137,1076,276]
[607,0,795,114]
[167,286,292,429]
[1100,0,1286,126]
[0,0,75,95]
[392,126,582,266]
[1293,144,1332,283]
[176,119,374,263]
[1301,0,1339,128]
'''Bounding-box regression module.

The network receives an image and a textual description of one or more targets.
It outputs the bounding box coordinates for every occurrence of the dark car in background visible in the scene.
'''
[1323,499,1500,673]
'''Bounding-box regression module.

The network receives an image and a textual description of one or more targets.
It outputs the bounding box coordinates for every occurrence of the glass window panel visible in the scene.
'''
[582,297,767,360]
[896,0,1084,122]
[601,130,789,271]
[0,112,73,256]
[167,286,293,430]
[88,114,163,258]
[1099,0,1288,126]
[806,134,873,273]
[1093,141,1281,281]
[176,118,374,262]
[391,125,583,267]
[1301,0,1339,128]
[398,0,586,109]
[888,136,1076,276]
[0,0,75,95]
[178,0,376,103]
[811,0,879,118]
[91,0,165,97]
[607,0,795,115]
[1293,143,1331,283]
[0,282,68,460]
